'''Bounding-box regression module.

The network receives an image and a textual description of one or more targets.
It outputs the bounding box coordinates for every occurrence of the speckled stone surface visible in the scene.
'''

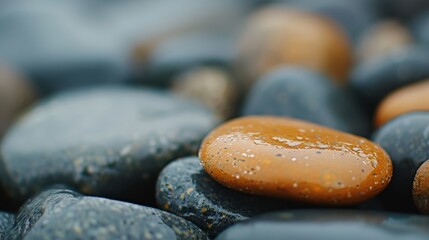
[216,210,429,240]
[156,157,299,237]
[0,211,14,240]
[350,46,429,108]
[373,112,429,211]
[242,67,370,137]
[414,160,429,214]
[0,87,218,202]
[200,116,392,206]
[4,188,208,240]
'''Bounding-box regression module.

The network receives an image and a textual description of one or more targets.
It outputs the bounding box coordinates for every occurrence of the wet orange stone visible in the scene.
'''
[413,160,429,214]
[235,7,352,87]
[375,80,429,127]
[199,116,392,205]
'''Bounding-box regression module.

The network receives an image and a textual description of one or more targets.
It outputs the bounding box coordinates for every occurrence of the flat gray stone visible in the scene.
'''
[5,187,208,240]
[0,87,218,203]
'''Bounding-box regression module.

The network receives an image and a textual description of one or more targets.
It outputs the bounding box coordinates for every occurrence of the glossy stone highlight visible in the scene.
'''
[199,116,392,205]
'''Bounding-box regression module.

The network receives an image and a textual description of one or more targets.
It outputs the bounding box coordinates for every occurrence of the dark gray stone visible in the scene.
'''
[0,211,14,240]
[350,46,429,108]
[242,67,370,137]
[379,0,429,20]
[216,210,429,240]
[412,11,429,46]
[156,157,299,237]
[0,87,218,203]
[372,112,429,212]
[5,187,208,240]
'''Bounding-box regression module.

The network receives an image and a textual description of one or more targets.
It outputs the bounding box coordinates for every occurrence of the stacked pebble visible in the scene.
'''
[1,0,429,239]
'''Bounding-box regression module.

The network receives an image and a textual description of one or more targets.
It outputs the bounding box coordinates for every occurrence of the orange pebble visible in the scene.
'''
[375,80,429,127]
[235,7,352,87]
[199,116,392,205]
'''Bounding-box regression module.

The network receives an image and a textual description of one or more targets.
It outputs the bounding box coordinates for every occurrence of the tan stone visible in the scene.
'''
[357,20,412,62]
[171,67,238,120]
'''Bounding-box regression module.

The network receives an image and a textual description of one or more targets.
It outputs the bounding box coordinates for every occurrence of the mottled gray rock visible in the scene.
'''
[216,210,429,240]
[0,87,218,203]
[156,157,300,237]
[372,112,429,212]
[0,211,14,239]
[5,187,208,240]
[242,67,370,137]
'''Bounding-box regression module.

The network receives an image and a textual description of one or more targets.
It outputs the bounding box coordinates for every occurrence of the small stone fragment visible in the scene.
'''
[172,67,239,120]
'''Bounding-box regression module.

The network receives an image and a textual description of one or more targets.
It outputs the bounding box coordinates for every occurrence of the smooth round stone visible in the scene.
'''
[373,112,429,211]
[242,67,370,137]
[216,210,429,240]
[413,160,429,214]
[156,157,299,237]
[0,87,218,202]
[235,7,351,87]
[171,67,239,120]
[356,20,413,62]
[0,66,37,138]
[375,80,429,127]
[0,211,14,239]
[5,188,208,240]
[350,46,429,108]
[199,116,392,206]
